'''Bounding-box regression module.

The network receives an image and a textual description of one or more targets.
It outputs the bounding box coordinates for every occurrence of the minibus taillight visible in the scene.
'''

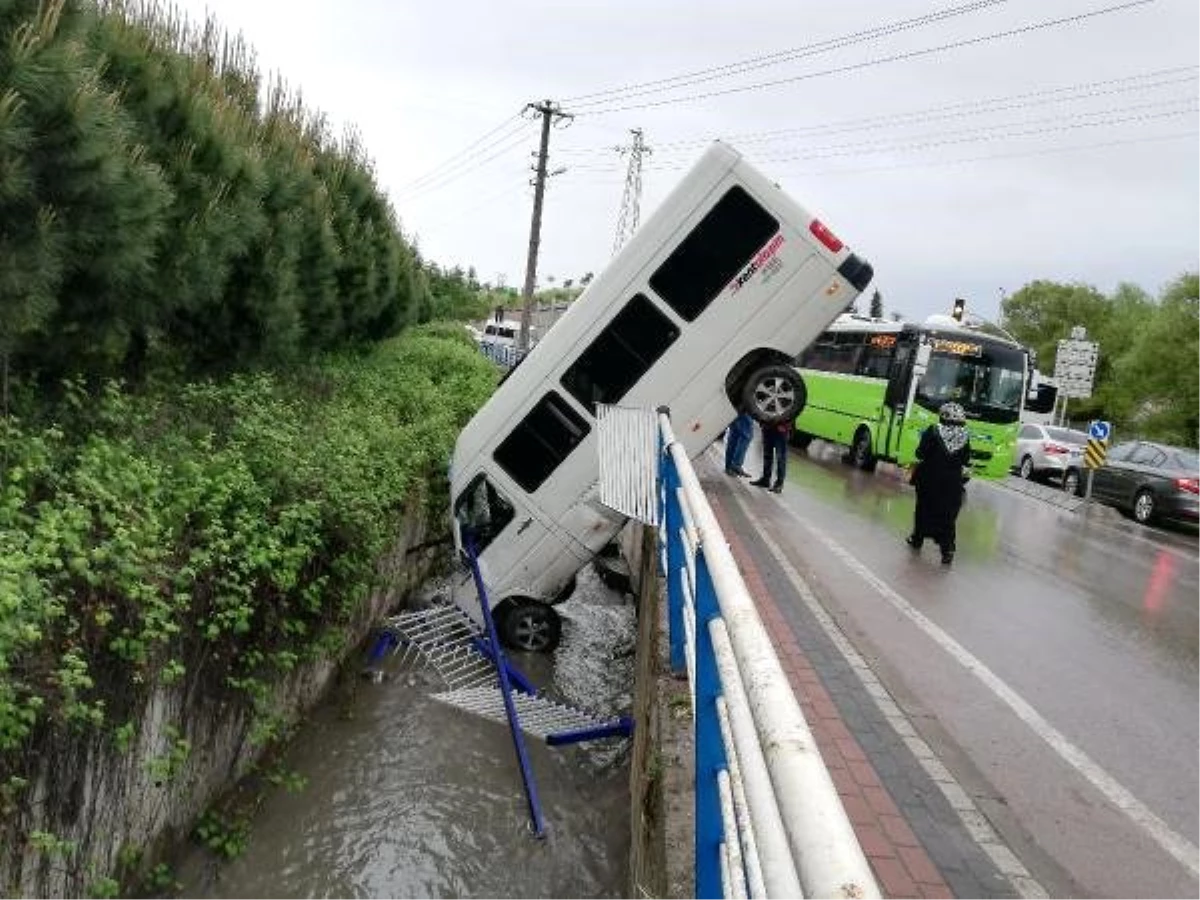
[810,219,844,253]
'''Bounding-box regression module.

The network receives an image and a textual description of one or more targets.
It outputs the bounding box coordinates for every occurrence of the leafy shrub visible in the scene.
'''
[0,326,495,760]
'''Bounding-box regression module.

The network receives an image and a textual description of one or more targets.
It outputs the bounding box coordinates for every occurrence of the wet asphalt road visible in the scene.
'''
[721,438,1199,898]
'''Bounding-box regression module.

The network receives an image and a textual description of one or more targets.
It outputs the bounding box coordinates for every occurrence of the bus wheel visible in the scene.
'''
[742,365,806,424]
[791,431,813,450]
[497,599,562,653]
[851,428,876,472]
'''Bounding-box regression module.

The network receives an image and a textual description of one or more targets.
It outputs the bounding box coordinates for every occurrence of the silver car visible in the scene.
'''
[1013,424,1089,494]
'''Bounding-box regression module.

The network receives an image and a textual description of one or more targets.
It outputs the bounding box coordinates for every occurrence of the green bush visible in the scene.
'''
[0,326,495,759]
[0,0,430,383]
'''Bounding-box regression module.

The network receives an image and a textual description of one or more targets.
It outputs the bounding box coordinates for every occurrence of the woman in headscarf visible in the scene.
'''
[907,402,971,565]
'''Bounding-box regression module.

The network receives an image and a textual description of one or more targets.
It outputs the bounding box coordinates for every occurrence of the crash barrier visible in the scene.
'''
[656,411,880,899]
[477,341,528,369]
[366,543,632,839]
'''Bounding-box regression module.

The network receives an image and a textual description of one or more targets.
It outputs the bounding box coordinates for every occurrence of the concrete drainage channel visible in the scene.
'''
[173,561,637,899]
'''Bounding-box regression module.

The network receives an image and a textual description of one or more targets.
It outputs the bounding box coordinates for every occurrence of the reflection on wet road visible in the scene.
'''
[723,438,1198,898]
[175,565,634,899]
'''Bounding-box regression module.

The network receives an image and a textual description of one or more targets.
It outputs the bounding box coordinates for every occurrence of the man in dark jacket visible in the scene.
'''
[750,419,793,493]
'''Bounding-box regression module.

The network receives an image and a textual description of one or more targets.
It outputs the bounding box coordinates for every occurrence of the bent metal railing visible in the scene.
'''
[657,411,880,900]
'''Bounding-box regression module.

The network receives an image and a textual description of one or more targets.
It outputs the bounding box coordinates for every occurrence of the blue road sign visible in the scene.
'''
[1089,420,1111,441]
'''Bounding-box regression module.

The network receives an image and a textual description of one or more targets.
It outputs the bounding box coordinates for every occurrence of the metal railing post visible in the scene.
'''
[663,441,687,673]
[694,547,730,899]
[462,532,546,839]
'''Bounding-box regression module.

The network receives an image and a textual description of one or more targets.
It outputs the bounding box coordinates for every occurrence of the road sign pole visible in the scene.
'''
[1085,468,1095,504]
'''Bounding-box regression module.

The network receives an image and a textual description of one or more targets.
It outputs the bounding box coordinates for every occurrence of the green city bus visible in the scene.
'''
[792,313,1045,480]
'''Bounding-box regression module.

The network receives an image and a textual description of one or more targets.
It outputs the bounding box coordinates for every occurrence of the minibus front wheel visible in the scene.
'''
[497,598,563,653]
[742,364,806,424]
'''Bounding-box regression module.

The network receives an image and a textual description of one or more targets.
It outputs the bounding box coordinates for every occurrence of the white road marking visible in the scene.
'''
[726,486,1048,898]
[736,480,1200,882]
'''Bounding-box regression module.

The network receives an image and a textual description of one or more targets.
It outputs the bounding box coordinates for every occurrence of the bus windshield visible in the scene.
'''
[915,342,1025,424]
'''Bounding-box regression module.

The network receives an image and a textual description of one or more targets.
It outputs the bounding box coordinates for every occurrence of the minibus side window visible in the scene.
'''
[453,474,515,554]
[648,185,779,322]
[494,391,591,493]
[561,293,681,412]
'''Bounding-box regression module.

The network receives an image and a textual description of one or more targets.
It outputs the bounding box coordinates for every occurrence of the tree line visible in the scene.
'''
[1000,274,1198,447]
[1,0,431,390]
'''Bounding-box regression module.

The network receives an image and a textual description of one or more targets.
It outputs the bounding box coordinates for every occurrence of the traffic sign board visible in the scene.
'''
[1089,420,1111,441]
[1054,338,1099,399]
[1084,438,1108,469]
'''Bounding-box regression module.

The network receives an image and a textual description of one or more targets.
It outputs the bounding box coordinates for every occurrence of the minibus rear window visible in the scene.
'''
[648,185,779,322]
[561,293,680,412]
[494,391,591,493]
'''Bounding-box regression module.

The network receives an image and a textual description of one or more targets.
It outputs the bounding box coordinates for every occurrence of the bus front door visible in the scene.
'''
[882,339,916,461]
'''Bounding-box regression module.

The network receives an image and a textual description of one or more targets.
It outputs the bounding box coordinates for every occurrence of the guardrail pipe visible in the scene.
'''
[659,413,879,900]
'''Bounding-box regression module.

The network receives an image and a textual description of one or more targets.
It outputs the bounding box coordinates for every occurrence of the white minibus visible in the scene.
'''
[448,141,873,651]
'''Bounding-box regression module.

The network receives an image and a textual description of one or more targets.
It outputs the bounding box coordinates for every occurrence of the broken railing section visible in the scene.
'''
[364,544,632,839]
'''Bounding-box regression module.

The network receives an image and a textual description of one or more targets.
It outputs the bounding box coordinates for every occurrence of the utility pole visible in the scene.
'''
[612,128,650,256]
[519,99,571,354]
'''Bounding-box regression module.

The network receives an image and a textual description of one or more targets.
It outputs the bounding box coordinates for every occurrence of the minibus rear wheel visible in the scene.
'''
[742,365,805,425]
[497,599,563,653]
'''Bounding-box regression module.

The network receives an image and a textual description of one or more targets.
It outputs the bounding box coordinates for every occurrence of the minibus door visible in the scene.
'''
[452,472,560,606]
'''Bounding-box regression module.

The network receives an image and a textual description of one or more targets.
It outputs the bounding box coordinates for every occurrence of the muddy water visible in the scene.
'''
[176,563,636,898]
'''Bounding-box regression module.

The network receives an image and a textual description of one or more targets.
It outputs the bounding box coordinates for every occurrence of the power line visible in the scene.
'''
[563,0,1011,107]
[556,130,1197,186]
[394,113,530,197]
[577,0,1159,116]
[740,103,1199,166]
[554,66,1197,163]
[559,94,1198,175]
[399,123,536,203]
[777,130,1199,177]
[556,101,1198,177]
[570,101,1197,174]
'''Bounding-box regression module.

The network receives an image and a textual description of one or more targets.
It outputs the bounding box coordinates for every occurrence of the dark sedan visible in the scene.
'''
[1090,441,1199,526]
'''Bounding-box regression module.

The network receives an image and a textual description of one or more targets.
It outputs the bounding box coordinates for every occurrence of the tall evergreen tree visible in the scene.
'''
[869,290,883,319]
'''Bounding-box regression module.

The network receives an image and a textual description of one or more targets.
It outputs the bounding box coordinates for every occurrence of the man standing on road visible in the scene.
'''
[724,406,755,477]
[907,401,972,565]
[751,419,793,493]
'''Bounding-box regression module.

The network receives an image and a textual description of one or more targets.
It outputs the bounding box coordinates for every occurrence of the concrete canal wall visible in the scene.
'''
[1,504,440,898]
[624,522,694,899]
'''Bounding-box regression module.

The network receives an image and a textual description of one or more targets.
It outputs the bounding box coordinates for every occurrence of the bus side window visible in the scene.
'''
[856,340,893,379]
[796,332,833,368]
[493,391,591,493]
[799,333,855,372]
[648,185,779,322]
[561,293,681,412]
[453,474,516,554]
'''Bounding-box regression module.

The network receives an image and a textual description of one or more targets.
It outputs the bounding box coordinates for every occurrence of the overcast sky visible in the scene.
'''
[172,0,1198,325]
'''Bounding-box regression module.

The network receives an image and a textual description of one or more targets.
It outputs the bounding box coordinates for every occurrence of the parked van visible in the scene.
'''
[479,318,533,348]
[449,141,873,651]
